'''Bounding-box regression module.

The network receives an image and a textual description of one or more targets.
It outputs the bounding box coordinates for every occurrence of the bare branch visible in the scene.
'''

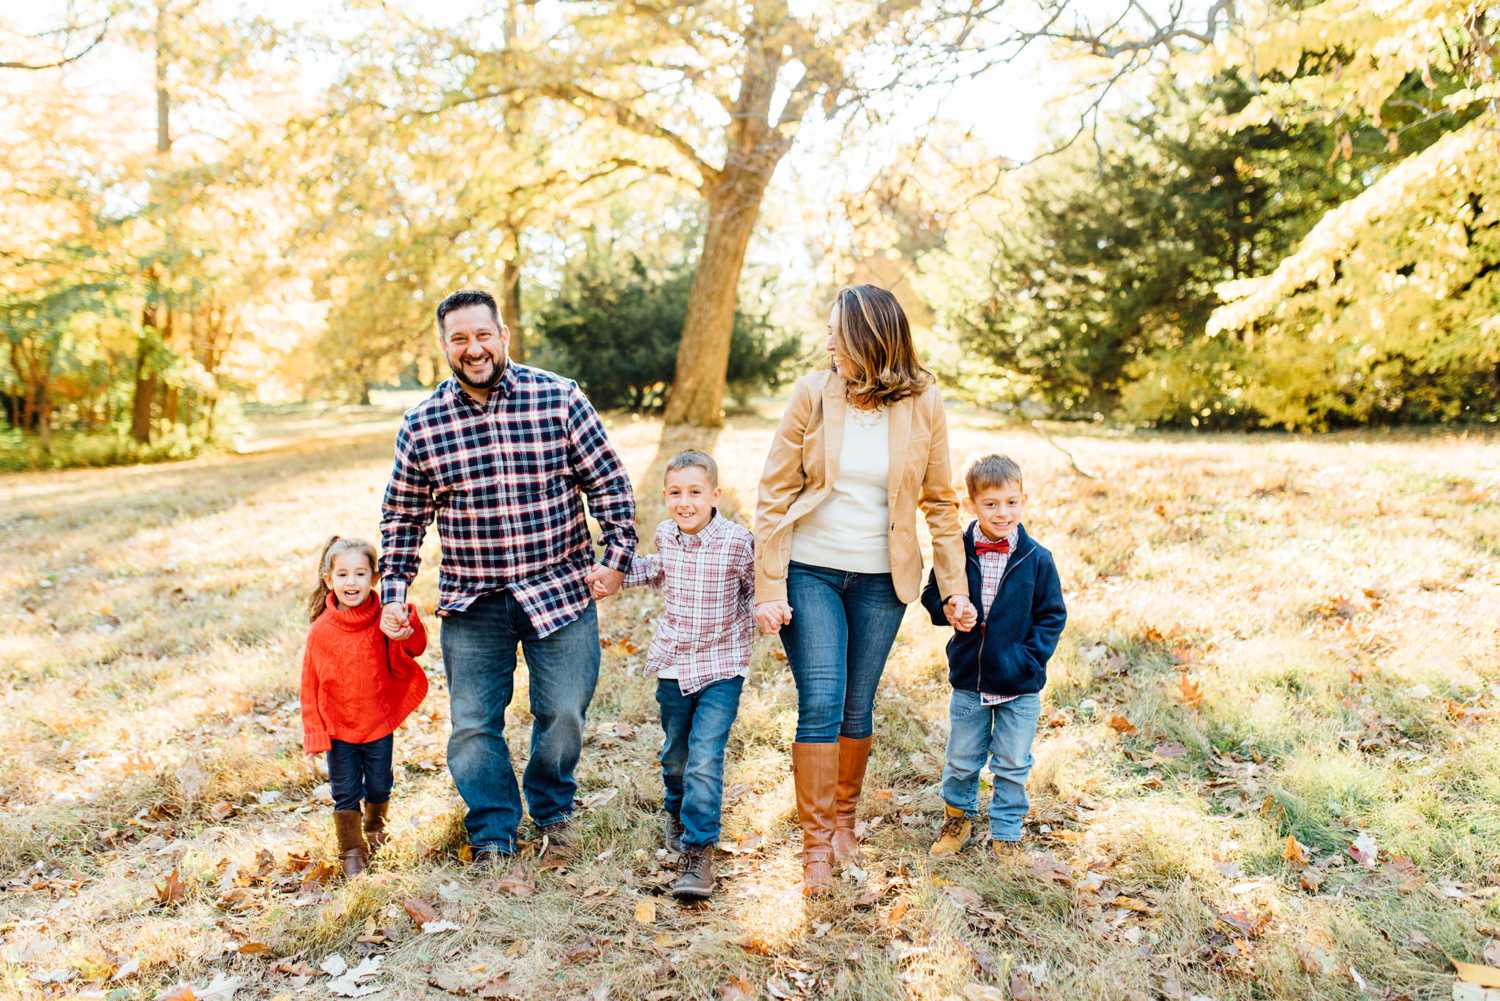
[1,14,111,70]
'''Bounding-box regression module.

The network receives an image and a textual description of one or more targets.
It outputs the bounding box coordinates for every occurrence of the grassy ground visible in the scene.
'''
[1,403,1497,1001]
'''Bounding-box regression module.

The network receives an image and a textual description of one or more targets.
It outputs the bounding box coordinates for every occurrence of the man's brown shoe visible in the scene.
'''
[362,799,390,853]
[670,844,716,899]
[334,810,368,878]
[929,804,972,857]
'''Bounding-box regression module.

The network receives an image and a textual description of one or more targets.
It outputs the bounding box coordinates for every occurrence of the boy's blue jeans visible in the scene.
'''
[780,561,908,743]
[328,734,394,812]
[656,675,743,847]
[439,591,601,853]
[940,690,1042,841]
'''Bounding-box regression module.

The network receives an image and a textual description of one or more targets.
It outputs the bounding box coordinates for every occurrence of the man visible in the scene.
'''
[378,288,636,860]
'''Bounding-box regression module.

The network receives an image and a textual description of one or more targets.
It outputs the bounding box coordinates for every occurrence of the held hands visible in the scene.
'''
[585,564,625,600]
[944,594,978,633]
[380,602,414,641]
[754,600,793,635]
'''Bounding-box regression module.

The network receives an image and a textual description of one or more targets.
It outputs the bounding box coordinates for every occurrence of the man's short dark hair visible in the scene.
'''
[436,289,501,337]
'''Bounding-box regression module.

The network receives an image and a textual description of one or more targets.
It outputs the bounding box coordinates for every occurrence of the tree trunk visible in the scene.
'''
[662,169,771,427]
[501,235,524,362]
[131,345,157,444]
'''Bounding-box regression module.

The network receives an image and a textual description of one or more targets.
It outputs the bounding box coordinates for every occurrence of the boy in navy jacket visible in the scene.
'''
[920,454,1066,858]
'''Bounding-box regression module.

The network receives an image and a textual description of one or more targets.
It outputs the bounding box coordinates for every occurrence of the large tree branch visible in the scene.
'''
[1,15,110,70]
[536,83,720,188]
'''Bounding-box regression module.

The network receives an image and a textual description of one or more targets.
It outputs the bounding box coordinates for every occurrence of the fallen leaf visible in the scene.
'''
[301,860,338,886]
[1349,831,1378,868]
[319,955,349,978]
[1450,954,1500,988]
[1296,943,1333,976]
[158,986,196,1000]
[634,898,657,924]
[1177,675,1204,709]
[943,885,983,911]
[1218,909,1272,938]
[495,865,534,897]
[403,897,441,928]
[1282,835,1309,868]
[1299,870,1325,893]
[1109,895,1154,914]
[154,868,188,907]
[208,801,235,821]
[477,973,515,999]
[965,984,1006,1001]
[1106,714,1137,735]
[720,977,754,1001]
[1153,741,1188,760]
[1486,941,1500,968]
[235,942,270,955]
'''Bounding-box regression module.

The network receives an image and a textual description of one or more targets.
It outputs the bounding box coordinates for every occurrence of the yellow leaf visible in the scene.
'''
[1106,713,1137,735]
[634,898,656,924]
[1450,955,1500,988]
[1282,835,1309,868]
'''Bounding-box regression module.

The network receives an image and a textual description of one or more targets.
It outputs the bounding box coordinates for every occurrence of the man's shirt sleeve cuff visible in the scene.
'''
[381,579,409,607]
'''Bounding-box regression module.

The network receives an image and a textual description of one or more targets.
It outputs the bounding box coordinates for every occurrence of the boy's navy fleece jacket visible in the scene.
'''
[919,522,1067,696]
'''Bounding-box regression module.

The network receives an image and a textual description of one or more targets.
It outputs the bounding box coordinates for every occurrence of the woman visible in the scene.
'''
[755,284,973,896]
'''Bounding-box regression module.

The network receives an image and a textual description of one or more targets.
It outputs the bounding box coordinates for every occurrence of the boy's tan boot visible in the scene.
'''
[362,799,390,853]
[929,804,972,857]
[832,735,872,866]
[791,742,839,897]
[334,810,368,878]
[991,840,1020,861]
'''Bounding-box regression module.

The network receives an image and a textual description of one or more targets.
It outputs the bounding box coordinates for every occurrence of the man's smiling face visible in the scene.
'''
[441,303,510,392]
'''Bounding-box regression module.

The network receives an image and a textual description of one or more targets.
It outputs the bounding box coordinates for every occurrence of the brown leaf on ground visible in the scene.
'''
[302,860,338,886]
[154,868,187,907]
[565,940,603,963]
[1006,972,1041,1000]
[634,898,657,924]
[208,801,234,821]
[720,976,755,1001]
[1027,852,1075,885]
[1282,835,1310,868]
[1176,675,1204,709]
[1218,909,1272,938]
[495,865,534,897]
[403,897,440,927]
[1300,870,1325,893]
[1485,940,1500,968]
[1109,895,1154,914]
[158,987,197,1001]
[477,973,517,999]
[1106,713,1137,735]
[738,936,773,956]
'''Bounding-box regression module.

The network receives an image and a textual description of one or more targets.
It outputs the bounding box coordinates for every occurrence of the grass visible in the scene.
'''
[0,402,1497,1000]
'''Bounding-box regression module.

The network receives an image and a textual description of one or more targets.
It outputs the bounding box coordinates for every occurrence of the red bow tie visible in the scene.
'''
[975,536,1011,555]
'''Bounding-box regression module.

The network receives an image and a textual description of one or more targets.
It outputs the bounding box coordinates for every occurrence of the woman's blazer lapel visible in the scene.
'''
[821,373,846,489]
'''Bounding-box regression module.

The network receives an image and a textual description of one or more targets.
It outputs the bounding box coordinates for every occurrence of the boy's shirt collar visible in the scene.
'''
[671,509,725,548]
[968,519,1020,551]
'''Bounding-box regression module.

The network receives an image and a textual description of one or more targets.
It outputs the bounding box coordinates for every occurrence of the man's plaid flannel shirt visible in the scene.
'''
[623,512,756,695]
[378,364,637,637]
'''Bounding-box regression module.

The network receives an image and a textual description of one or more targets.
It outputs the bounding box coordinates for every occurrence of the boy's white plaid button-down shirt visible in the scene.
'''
[977,525,1021,706]
[624,512,756,694]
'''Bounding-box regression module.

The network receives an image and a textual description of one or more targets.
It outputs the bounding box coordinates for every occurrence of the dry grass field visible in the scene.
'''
[1,401,1497,1001]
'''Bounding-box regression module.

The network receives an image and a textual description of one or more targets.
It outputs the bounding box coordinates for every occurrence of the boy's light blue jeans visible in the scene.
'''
[940,690,1042,842]
[656,675,744,847]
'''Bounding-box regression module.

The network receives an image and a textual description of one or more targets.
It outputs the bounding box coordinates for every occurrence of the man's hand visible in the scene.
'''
[380,602,414,641]
[754,600,794,635]
[944,595,978,633]
[585,564,625,599]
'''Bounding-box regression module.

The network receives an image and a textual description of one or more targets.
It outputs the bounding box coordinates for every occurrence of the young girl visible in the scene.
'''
[300,536,428,877]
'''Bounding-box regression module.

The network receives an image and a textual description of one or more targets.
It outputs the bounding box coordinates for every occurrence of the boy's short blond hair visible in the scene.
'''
[664,449,719,487]
[963,453,1023,497]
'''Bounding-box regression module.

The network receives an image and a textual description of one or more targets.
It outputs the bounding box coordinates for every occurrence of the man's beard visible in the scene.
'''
[449,350,506,391]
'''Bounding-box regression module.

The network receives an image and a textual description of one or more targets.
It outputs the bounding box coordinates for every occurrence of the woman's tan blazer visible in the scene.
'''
[754,369,968,606]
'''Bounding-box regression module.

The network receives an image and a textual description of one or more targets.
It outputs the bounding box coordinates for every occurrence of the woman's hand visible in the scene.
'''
[944,595,978,632]
[755,600,794,635]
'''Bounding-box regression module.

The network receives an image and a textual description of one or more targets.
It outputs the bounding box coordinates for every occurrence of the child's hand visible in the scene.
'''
[945,595,978,633]
[380,602,414,641]
[754,600,793,635]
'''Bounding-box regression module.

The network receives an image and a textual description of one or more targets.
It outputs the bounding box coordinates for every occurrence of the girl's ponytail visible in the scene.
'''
[307,535,379,622]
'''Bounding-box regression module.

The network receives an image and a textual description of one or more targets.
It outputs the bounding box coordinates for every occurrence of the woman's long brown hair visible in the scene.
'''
[307,535,379,622]
[831,284,932,409]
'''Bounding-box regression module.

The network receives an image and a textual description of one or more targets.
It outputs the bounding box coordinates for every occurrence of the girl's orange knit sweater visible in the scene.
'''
[300,593,429,754]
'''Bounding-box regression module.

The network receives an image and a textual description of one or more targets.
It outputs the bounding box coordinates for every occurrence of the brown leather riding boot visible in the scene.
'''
[362,799,390,853]
[832,735,872,866]
[791,742,839,897]
[334,810,368,878]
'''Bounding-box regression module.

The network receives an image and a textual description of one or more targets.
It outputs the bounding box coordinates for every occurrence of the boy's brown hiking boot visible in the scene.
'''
[362,799,390,853]
[663,812,686,854]
[671,844,716,899]
[929,804,972,857]
[334,810,368,877]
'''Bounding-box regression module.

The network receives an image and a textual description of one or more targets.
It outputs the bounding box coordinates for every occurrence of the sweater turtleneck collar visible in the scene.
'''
[323,591,381,631]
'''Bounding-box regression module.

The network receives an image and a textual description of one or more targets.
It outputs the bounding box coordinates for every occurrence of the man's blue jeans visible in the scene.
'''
[779,561,908,744]
[327,735,394,812]
[656,675,743,847]
[940,690,1042,842]
[439,591,601,852]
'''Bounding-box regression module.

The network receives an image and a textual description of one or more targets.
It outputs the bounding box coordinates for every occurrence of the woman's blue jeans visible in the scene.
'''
[779,561,908,744]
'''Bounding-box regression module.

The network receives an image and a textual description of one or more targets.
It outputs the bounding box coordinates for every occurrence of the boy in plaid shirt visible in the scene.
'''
[598,449,755,899]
